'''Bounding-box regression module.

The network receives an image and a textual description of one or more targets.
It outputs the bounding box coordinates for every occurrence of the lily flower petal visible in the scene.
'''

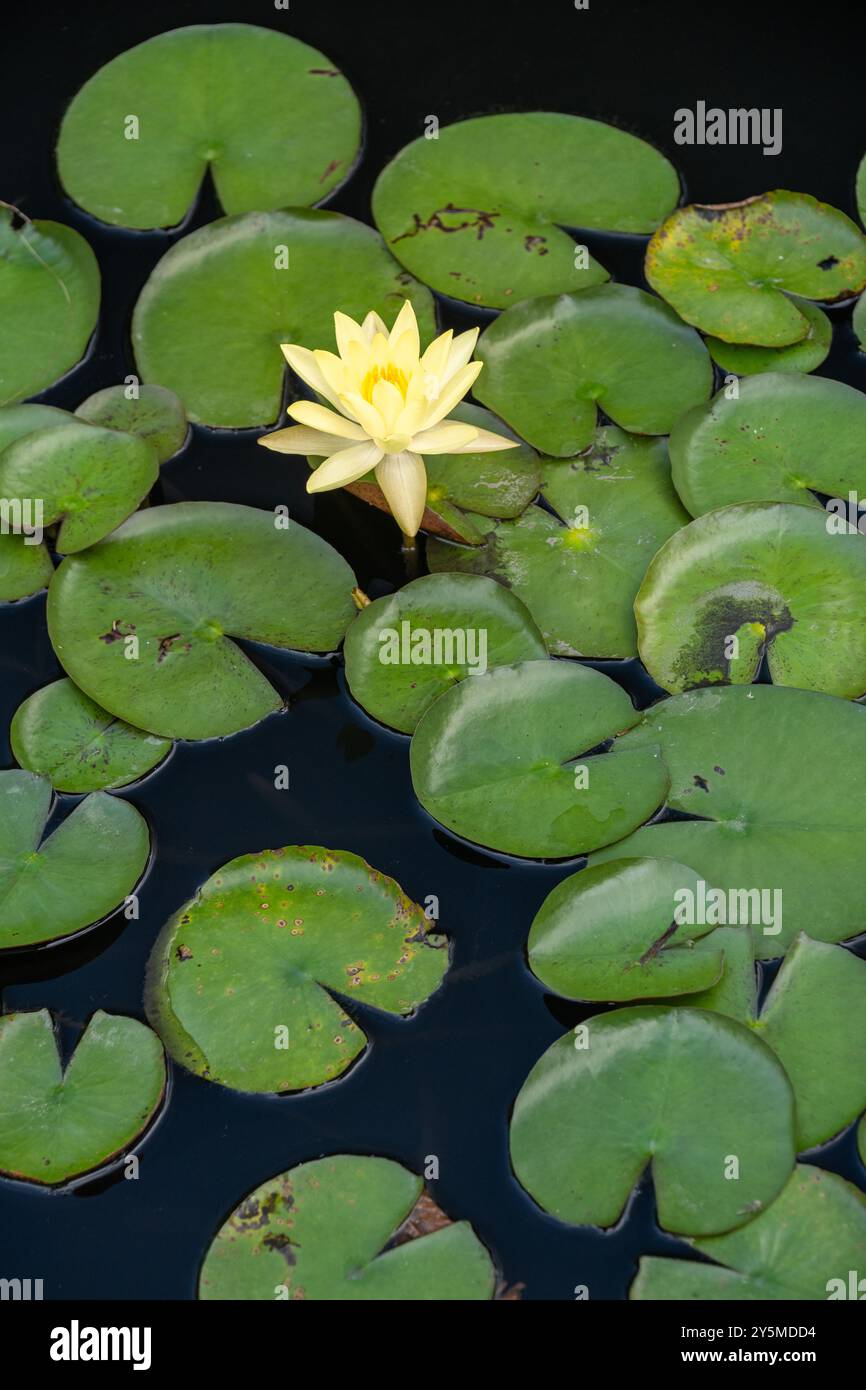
[420,328,454,379]
[340,391,389,442]
[418,360,483,431]
[447,426,521,453]
[375,451,427,537]
[334,311,368,360]
[307,441,384,492]
[281,344,345,413]
[408,422,479,454]
[362,310,389,341]
[287,400,367,440]
[443,327,481,381]
[387,300,421,359]
[258,425,358,456]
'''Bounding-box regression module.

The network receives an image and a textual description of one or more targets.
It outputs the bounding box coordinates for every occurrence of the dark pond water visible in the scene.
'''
[1,0,865,1300]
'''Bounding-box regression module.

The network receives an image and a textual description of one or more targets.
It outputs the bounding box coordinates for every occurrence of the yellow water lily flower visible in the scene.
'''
[258,300,518,538]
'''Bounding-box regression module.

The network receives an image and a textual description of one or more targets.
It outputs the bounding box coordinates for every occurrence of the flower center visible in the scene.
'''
[361,362,408,403]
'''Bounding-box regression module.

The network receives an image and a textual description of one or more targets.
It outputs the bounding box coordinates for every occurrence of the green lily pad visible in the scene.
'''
[334,403,540,544]
[428,428,689,658]
[0,532,53,603]
[635,500,866,697]
[527,857,725,1001]
[145,846,447,1094]
[199,1155,495,1300]
[344,573,547,734]
[56,23,361,230]
[132,209,435,428]
[510,1004,795,1235]
[590,684,866,957]
[473,286,712,456]
[410,659,668,859]
[0,421,158,553]
[75,384,188,463]
[0,770,149,948]
[859,1114,866,1167]
[11,678,171,792]
[0,209,100,405]
[646,193,866,345]
[670,373,866,518]
[0,403,70,453]
[372,112,678,309]
[705,298,832,375]
[0,1009,165,1185]
[679,925,757,1024]
[631,1165,866,1300]
[47,502,357,741]
[855,292,866,351]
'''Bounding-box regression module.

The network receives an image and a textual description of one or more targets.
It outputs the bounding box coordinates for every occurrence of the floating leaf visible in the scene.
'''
[199,1155,495,1300]
[855,292,866,352]
[591,684,866,957]
[859,1114,866,1167]
[132,209,435,428]
[75,384,188,463]
[372,112,678,308]
[428,428,689,658]
[679,925,757,1024]
[344,573,546,733]
[0,209,100,405]
[510,1005,795,1235]
[47,502,357,740]
[0,421,158,553]
[410,659,667,859]
[631,1165,866,1299]
[11,678,171,793]
[705,298,832,375]
[0,402,69,453]
[635,501,866,697]
[56,23,361,229]
[473,286,712,456]
[145,846,447,1094]
[527,857,724,1001]
[670,373,866,518]
[646,193,866,345]
[0,770,149,948]
[0,1009,165,1185]
[0,532,53,603]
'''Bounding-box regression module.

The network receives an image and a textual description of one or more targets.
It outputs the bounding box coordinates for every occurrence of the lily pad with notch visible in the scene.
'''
[11,678,171,793]
[0,208,100,405]
[372,112,678,309]
[510,1004,795,1235]
[705,298,832,376]
[473,285,713,456]
[0,1009,165,1186]
[344,573,547,733]
[75,384,188,463]
[631,1164,866,1300]
[635,500,866,698]
[590,683,866,957]
[146,846,448,1094]
[428,427,690,658]
[47,502,357,741]
[132,209,435,428]
[199,1154,496,1299]
[0,769,150,948]
[645,193,866,345]
[56,23,361,229]
[410,659,668,859]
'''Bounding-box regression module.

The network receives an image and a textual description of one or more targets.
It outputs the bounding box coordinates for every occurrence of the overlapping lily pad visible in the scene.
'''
[132,209,435,427]
[473,286,712,456]
[0,532,53,602]
[56,24,361,229]
[0,421,158,553]
[855,292,866,352]
[75,384,188,463]
[591,684,866,957]
[0,1009,165,1185]
[646,193,866,345]
[0,209,100,405]
[344,573,547,733]
[635,501,866,697]
[0,770,150,948]
[631,1165,866,1299]
[510,1005,795,1235]
[47,502,357,740]
[410,659,668,859]
[199,1155,496,1300]
[669,373,866,517]
[11,678,171,792]
[372,112,679,308]
[527,857,724,1001]
[428,428,690,658]
[145,846,448,1094]
[0,402,69,452]
[705,298,832,375]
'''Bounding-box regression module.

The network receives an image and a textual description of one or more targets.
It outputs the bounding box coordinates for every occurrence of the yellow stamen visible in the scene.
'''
[361,362,408,402]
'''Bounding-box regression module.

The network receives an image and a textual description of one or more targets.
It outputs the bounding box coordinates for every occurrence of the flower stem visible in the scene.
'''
[401,532,420,580]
